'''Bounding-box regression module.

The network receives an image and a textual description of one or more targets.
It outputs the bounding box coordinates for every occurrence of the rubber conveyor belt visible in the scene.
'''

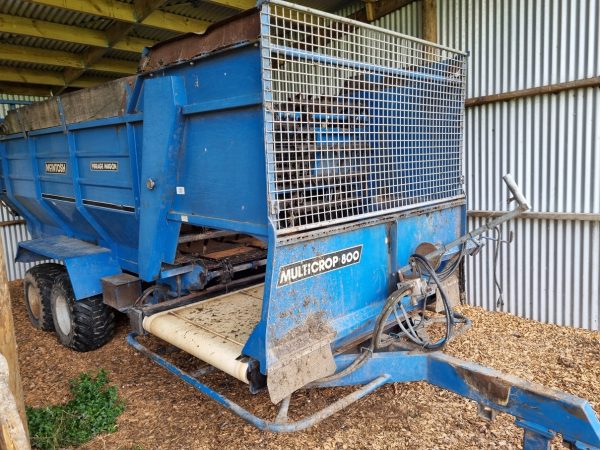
[143,285,264,383]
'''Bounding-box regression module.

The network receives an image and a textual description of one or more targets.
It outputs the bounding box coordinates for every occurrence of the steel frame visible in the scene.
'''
[127,332,600,449]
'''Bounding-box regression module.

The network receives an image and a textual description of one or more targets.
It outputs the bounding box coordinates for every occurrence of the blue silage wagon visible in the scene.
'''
[1,1,600,447]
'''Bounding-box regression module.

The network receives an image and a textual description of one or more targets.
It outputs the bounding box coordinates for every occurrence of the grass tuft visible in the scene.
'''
[27,369,125,450]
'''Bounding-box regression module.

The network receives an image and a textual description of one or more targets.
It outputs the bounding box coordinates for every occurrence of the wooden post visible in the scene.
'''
[422,0,438,43]
[0,355,30,450]
[0,235,30,449]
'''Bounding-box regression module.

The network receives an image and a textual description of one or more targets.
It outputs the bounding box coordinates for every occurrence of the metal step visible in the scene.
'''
[142,284,264,383]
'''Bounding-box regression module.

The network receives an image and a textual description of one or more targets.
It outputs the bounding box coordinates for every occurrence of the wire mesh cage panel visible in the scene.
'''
[260,0,467,234]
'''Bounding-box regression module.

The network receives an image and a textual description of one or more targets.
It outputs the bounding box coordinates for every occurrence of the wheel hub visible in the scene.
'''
[54,294,72,336]
[27,284,41,320]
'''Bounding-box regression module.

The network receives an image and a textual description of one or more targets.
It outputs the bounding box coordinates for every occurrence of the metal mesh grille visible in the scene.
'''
[261,0,467,234]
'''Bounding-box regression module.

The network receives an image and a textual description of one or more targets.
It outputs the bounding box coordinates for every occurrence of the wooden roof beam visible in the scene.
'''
[23,0,210,34]
[0,43,138,74]
[0,67,109,89]
[352,0,416,22]
[0,82,55,97]
[59,0,167,92]
[202,0,256,10]
[0,14,154,53]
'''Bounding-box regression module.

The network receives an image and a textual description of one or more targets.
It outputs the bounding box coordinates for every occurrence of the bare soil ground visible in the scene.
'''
[11,281,600,449]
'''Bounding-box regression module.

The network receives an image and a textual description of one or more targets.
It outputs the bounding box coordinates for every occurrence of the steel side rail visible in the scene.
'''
[316,351,600,449]
[126,333,389,432]
[427,352,600,449]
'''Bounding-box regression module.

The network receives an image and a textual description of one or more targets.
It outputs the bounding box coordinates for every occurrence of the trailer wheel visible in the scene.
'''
[23,263,66,331]
[50,273,115,352]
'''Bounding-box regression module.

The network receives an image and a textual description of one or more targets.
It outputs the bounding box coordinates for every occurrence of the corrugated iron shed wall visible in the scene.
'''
[0,94,42,281]
[337,0,600,330]
[442,0,599,331]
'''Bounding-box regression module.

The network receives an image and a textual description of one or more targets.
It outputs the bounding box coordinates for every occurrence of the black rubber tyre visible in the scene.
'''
[23,263,66,331]
[50,273,115,352]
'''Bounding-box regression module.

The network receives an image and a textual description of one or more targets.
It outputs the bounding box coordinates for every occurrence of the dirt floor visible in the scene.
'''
[11,280,600,450]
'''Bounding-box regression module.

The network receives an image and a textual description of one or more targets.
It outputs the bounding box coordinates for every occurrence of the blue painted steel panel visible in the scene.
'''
[64,251,121,299]
[16,236,121,299]
[16,235,109,260]
[0,44,272,291]
[243,205,463,371]
[172,107,267,236]
[137,75,186,280]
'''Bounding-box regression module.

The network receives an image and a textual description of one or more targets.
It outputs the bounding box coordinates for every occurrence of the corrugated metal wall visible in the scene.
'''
[337,0,599,330]
[438,0,600,331]
[0,94,45,281]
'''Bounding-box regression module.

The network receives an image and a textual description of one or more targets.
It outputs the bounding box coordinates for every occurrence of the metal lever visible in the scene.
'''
[503,173,530,211]
[398,174,529,276]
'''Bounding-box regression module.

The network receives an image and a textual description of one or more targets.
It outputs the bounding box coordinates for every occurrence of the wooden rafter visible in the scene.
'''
[0,67,108,89]
[0,14,153,52]
[0,0,247,94]
[59,0,169,92]
[23,0,211,34]
[203,0,255,10]
[352,0,416,23]
[0,43,137,74]
[0,82,55,97]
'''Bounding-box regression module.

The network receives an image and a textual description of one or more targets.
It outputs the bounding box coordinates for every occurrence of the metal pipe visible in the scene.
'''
[398,174,529,275]
[178,230,238,244]
[126,333,390,432]
[275,396,291,423]
[502,173,529,210]
[269,44,455,84]
[263,0,468,56]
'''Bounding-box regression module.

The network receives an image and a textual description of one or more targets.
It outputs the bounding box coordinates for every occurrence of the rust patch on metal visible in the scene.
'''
[521,383,588,421]
[140,10,261,72]
[563,402,588,421]
[456,367,512,406]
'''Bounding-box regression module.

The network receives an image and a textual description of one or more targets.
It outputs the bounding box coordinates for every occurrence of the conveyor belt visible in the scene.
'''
[143,285,264,383]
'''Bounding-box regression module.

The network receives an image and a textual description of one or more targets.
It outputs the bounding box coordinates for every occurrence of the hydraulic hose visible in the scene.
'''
[316,252,469,383]
[315,283,414,384]
[435,244,465,281]
[409,253,454,350]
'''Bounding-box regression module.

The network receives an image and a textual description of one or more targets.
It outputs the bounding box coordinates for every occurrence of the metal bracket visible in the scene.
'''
[516,420,555,450]
[477,402,497,421]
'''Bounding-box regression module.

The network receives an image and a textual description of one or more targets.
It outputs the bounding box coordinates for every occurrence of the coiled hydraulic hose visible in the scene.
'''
[435,244,465,281]
[405,253,454,349]
[404,253,470,350]
[316,251,469,383]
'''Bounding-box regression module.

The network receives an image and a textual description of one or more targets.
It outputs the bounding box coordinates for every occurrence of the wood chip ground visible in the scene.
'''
[10,281,600,449]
